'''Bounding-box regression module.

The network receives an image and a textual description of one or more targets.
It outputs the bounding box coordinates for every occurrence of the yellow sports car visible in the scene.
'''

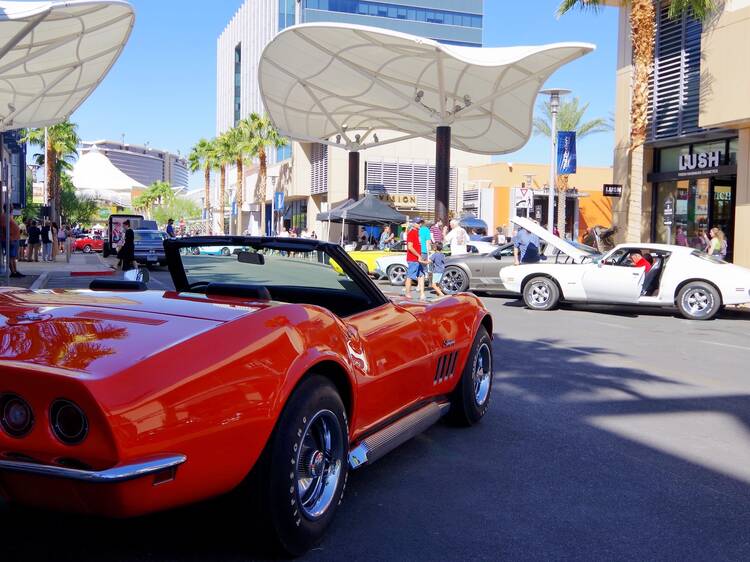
[332,241,407,276]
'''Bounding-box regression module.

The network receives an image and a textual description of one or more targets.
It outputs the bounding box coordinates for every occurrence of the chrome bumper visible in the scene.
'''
[0,454,186,483]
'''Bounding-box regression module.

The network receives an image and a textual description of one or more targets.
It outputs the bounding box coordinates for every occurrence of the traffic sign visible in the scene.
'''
[663,196,674,226]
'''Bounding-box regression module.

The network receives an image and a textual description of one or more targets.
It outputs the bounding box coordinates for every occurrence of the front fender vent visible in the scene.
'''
[434,352,458,385]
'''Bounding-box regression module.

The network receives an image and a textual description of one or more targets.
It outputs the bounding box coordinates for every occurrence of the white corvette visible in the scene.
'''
[500,216,750,320]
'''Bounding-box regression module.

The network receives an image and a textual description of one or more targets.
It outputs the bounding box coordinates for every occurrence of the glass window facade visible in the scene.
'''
[305,0,482,28]
[276,144,292,163]
[233,44,241,126]
[279,0,296,30]
[653,138,738,260]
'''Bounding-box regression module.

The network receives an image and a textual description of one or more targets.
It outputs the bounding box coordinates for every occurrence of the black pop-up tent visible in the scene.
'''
[316,195,407,244]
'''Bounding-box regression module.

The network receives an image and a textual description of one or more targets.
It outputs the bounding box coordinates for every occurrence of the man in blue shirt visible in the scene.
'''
[166,218,176,239]
[513,226,541,265]
[417,218,431,259]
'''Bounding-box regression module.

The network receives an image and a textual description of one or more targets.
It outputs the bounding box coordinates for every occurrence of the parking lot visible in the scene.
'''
[3,272,750,561]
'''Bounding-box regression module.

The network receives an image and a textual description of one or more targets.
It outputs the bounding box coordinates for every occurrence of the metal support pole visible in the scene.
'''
[435,126,450,223]
[547,96,558,233]
[347,151,359,243]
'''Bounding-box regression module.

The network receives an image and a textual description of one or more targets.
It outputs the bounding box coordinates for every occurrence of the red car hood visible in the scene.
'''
[0,288,266,378]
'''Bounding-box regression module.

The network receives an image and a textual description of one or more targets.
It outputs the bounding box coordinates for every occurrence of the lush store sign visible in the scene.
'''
[678,151,722,177]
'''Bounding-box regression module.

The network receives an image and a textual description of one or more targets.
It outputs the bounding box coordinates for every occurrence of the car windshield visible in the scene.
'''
[172,239,384,318]
[135,231,166,241]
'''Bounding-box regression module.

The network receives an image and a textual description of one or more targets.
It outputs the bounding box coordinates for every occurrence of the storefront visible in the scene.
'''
[647,137,738,261]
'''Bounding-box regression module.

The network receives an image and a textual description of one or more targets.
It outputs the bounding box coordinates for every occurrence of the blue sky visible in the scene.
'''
[67,0,619,188]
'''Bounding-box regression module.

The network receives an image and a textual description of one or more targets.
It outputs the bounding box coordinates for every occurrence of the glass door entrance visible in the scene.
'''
[710,178,735,261]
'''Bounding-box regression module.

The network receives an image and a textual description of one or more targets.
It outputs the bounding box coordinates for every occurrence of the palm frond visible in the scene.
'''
[557,0,605,17]
[667,0,716,21]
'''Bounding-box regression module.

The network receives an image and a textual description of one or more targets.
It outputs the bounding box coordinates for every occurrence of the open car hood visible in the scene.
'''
[510,216,589,263]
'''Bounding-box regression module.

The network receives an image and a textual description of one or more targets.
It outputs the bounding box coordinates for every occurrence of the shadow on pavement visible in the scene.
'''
[2,334,750,561]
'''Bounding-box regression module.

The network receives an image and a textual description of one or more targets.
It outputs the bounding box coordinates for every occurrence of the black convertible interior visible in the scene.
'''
[201,282,375,318]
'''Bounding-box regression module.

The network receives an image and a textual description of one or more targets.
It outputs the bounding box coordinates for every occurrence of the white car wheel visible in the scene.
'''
[523,277,560,311]
[387,264,406,286]
[677,282,720,321]
[441,267,469,294]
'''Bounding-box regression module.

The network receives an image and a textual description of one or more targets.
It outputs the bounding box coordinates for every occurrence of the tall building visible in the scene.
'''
[216,0,488,236]
[80,140,189,189]
[611,1,750,266]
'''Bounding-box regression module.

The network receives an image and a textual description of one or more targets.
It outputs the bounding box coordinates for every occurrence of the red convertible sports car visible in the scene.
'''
[74,234,104,253]
[0,237,493,555]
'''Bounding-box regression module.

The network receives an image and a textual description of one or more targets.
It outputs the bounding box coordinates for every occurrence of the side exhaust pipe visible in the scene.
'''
[349,401,450,469]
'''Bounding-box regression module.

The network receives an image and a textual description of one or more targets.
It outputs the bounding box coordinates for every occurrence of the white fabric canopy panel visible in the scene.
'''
[0,0,134,131]
[259,24,594,155]
[72,148,143,206]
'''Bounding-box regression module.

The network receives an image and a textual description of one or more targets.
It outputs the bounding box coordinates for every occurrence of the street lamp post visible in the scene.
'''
[540,88,570,232]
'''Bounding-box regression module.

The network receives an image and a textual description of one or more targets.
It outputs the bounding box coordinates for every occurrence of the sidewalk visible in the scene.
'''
[4,252,115,290]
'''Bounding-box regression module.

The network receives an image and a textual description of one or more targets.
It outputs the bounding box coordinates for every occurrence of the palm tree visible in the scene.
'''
[188,138,218,223]
[22,121,80,220]
[221,126,247,234]
[240,113,288,234]
[557,0,716,241]
[214,132,235,235]
[533,97,611,237]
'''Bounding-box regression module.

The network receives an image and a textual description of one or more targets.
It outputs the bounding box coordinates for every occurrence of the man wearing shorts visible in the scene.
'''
[405,220,428,300]
[1,206,23,278]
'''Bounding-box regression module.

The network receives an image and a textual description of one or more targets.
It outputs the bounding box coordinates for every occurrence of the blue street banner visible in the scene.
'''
[273,191,285,211]
[557,131,577,175]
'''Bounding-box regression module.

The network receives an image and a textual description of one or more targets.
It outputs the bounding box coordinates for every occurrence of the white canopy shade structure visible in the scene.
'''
[71,148,144,206]
[0,0,135,132]
[259,23,594,155]
[259,23,594,223]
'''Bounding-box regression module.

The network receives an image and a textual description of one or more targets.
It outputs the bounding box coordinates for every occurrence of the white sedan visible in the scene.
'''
[375,241,497,286]
[500,216,750,320]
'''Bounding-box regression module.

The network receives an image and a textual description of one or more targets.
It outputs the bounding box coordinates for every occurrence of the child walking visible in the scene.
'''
[429,242,446,297]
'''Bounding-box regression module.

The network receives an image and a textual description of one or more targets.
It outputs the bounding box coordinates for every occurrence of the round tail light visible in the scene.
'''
[50,400,88,445]
[0,394,34,438]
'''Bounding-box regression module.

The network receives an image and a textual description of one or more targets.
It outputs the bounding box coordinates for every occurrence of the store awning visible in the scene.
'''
[259,23,594,154]
[0,1,135,131]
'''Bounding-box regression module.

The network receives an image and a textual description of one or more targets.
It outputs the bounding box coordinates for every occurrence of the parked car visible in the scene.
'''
[375,241,498,286]
[0,236,493,556]
[500,216,750,320]
[332,240,407,275]
[195,245,250,256]
[133,229,167,267]
[74,234,104,253]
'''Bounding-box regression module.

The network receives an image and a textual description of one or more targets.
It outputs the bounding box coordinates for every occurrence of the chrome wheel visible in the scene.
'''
[441,267,467,294]
[83,245,92,253]
[684,288,710,315]
[472,342,492,407]
[529,281,551,306]
[221,247,230,256]
[295,410,344,521]
[388,265,406,286]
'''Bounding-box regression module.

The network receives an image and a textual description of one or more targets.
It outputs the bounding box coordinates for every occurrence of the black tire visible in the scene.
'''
[387,264,407,286]
[355,261,369,275]
[83,244,92,253]
[441,266,469,294]
[677,281,721,320]
[450,326,493,426]
[221,247,230,256]
[522,276,560,311]
[261,376,349,556]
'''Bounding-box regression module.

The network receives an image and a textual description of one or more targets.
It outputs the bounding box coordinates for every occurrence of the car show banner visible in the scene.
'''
[557,131,577,175]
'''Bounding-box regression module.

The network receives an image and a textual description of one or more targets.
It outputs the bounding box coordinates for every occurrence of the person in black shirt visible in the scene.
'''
[118,219,136,271]
[27,220,41,262]
[41,220,53,262]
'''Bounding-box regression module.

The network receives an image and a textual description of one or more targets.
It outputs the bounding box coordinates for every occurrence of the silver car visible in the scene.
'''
[440,243,516,294]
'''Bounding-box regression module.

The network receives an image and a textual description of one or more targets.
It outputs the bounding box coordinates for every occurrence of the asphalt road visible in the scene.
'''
[4,269,750,561]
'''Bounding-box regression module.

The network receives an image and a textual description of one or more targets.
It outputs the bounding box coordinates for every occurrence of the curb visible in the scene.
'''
[30,272,49,290]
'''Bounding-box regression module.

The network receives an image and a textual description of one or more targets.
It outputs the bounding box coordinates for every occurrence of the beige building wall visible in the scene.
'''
[700,2,750,267]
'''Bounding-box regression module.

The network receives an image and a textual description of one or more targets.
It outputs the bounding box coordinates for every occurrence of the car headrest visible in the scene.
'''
[205,283,271,300]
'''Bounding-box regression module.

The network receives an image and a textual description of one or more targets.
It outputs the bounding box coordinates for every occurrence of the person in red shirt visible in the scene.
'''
[630,251,652,273]
[405,220,428,299]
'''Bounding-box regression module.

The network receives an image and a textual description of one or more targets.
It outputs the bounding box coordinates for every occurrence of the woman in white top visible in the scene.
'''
[444,219,469,255]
